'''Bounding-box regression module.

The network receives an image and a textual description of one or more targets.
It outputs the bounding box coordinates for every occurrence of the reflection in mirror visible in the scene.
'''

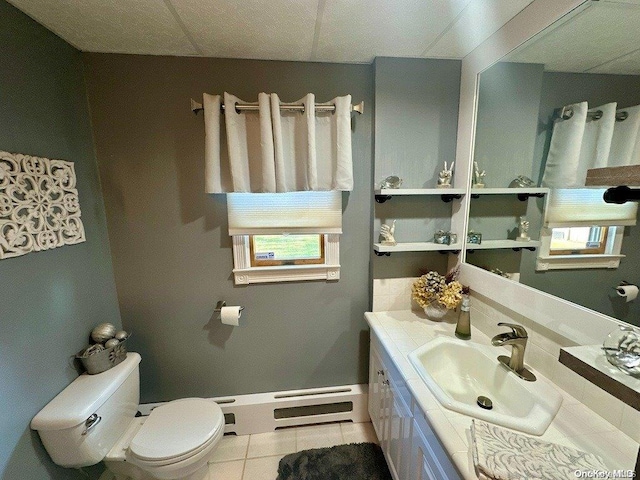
[468,0,640,328]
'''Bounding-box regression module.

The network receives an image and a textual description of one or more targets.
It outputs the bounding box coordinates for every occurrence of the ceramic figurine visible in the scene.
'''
[437,162,454,188]
[509,175,535,188]
[517,216,530,242]
[473,162,486,188]
[380,175,402,189]
[379,220,397,246]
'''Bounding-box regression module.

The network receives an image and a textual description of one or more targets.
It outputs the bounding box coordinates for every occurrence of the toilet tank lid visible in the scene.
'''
[31,352,141,431]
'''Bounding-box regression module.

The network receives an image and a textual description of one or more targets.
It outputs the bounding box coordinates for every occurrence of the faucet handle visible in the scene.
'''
[497,322,528,338]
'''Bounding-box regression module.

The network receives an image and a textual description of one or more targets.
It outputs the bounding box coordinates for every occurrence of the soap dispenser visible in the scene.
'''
[455,294,471,340]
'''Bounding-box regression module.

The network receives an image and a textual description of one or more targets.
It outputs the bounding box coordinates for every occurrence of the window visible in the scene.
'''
[549,226,610,255]
[536,188,636,271]
[250,234,324,266]
[227,192,341,284]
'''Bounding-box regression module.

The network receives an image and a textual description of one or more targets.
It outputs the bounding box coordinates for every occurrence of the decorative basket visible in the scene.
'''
[77,338,128,375]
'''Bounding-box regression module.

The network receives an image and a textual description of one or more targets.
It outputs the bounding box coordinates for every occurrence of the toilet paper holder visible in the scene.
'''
[614,280,632,292]
[214,301,245,313]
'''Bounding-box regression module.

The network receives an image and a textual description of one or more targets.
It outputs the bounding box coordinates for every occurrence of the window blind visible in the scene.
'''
[227,191,342,235]
[544,188,638,227]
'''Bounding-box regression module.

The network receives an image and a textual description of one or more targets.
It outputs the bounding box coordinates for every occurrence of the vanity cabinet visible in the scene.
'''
[368,331,462,480]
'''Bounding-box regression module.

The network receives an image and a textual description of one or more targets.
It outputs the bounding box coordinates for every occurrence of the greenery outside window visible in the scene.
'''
[250,234,325,266]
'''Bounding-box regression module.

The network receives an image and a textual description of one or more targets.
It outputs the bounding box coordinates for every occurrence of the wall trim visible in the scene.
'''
[139,384,369,435]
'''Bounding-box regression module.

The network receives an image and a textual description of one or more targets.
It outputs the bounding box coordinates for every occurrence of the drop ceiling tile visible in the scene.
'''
[7,0,198,55]
[588,48,640,75]
[508,2,640,73]
[313,0,472,63]
[425,0,534,58]
[170,0,318,61]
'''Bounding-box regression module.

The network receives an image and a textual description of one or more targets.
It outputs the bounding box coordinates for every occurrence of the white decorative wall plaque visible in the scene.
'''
[0,151,85,259]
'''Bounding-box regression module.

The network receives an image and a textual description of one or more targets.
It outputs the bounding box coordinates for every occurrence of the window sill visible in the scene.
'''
[233,264,340,285]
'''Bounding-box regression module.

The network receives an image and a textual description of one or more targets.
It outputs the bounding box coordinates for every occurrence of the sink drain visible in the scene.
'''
[477,396,493,410]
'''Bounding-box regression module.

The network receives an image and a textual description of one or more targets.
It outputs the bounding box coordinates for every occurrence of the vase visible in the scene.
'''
[423,303,448,321]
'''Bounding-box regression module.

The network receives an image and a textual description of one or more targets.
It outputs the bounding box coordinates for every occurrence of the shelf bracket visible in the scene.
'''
[512,246,537,252]
[375,195,392,204]
[517,192,545,202]
[438,250,461,255]
[440,193,462,203]
[374,250,391,257]
[471,194,480,199]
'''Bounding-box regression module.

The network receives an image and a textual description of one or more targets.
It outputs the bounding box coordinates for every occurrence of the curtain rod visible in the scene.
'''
[556,105,628,122]
[190,98,364,115]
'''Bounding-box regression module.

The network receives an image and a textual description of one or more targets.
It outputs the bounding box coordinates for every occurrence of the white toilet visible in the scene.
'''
[31,353,225,480]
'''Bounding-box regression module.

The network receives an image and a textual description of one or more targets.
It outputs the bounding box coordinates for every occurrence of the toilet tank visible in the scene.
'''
[31,352,141,468]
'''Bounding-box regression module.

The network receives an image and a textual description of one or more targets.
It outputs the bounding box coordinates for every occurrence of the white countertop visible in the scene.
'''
[365,310,639,479]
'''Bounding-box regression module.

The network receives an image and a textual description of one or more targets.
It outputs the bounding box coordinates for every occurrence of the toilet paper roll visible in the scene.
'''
[220,306,242,326]
[616,284,639,303]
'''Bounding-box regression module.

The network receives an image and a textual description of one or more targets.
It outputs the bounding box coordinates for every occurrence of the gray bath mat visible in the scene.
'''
[276,442,392,480]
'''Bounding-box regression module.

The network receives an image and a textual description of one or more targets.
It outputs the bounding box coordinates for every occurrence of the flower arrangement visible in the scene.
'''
[412,269,468,311]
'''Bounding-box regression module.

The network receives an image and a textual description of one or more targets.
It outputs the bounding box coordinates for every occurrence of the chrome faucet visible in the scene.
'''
[491,322,536,381]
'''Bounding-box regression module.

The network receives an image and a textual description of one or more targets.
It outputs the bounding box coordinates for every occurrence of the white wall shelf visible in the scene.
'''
[470,187,549,201]
[374,188,466,204]
[466,239,540,251]
[373,242,461,256]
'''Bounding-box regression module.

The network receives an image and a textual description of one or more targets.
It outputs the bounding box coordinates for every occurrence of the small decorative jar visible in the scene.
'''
[423,302,449,320]
[467,231,482,245]
[448,232,458,245]
[433,230,450,245]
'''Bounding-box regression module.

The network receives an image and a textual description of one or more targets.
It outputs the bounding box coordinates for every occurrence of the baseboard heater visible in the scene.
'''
[139,384,369,435]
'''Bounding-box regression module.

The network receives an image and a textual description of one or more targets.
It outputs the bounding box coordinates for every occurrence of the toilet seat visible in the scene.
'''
[129,398,224,467]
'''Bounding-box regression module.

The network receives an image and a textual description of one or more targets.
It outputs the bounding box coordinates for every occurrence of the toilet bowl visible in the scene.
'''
[106,398,225,480]
[31,353,225,480]
[104,398,224,480]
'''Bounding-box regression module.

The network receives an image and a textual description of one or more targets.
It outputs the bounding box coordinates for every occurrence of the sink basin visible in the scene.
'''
[408,336,562,435]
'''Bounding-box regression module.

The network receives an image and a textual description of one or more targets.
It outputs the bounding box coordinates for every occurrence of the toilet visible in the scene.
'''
[31,353,225,480]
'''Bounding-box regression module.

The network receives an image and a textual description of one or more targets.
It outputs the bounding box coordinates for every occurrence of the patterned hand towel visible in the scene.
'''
[471,420,608,480]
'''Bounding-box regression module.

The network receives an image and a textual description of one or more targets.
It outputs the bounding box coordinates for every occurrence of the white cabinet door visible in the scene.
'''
[410,417,444,480]
[388,373,413,480]
[368,346,386,439]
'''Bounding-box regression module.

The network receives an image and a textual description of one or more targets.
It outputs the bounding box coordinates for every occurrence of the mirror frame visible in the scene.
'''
[454,0,627,346]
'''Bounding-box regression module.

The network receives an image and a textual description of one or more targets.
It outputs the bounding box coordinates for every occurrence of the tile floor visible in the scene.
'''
[207,422,379,480]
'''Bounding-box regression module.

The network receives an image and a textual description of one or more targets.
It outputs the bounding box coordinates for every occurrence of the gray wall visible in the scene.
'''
[82,54,373,402]
[468,62,545,275]
[474,62,544,187]
[0,2,121,479]
[373,57,461,278]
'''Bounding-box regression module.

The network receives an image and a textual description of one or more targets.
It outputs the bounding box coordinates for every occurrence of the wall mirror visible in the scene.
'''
[465,0,640,329]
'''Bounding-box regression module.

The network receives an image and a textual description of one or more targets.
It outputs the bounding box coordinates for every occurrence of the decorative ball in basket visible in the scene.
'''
[76,323,130,375]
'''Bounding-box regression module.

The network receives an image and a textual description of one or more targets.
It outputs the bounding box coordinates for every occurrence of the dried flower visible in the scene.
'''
[412,269,467,310]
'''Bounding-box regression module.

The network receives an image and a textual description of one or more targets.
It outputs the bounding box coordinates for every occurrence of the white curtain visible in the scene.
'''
[542,101,640,187]
[609,104,640,167]
[204,92,353,193]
